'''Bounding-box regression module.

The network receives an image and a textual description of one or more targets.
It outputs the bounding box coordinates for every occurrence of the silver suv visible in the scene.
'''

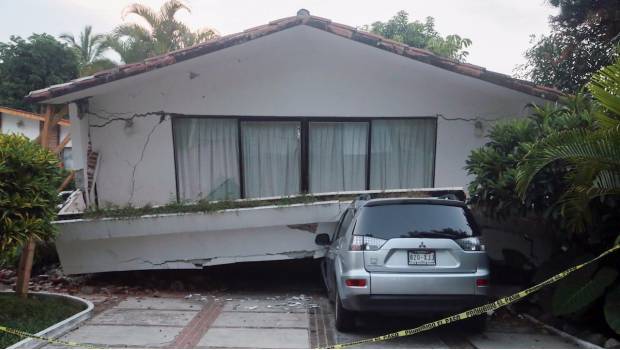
[315,197,489,331]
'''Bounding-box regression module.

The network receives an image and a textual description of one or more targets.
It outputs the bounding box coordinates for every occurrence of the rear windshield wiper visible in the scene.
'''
[404,231,467,239]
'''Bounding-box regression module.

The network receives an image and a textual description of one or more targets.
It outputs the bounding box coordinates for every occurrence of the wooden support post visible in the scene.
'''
[54,132,71,155]
[39,105,53,149]
[58,171,75,192]
[15,239,35,297]
[14,104,64,297]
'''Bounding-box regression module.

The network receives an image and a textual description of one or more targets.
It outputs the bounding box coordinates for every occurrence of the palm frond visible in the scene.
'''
[516,126,620,197]
[588,59,620,122]
[122,3,159,31]
[58,33,77,47]
[160,0,190,22]
[113,23,152,42]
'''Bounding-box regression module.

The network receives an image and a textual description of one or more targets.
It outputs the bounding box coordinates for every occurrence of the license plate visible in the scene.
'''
[408,250,436,266]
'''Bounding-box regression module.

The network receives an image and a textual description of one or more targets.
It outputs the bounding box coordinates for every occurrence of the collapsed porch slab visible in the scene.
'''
[55,200,346,274]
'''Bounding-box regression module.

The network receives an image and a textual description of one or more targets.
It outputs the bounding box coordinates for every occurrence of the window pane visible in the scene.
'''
[309,122,368,193]
[356,204,479,239]
[174,118,240,201]
[370,119,436,190]
[242,121,301,198]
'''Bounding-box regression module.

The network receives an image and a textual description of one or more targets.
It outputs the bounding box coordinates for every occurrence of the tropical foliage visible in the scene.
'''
[365,11,472,61]
[107,0,218,63]
[516,59,620,237]
[0,134,64,252]
[60,25,116,76]
[465,94,594,226]
[468,59,620,333]
[0,34,79,111]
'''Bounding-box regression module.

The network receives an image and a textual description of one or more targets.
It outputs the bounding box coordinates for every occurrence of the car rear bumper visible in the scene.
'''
[343,294,490,314]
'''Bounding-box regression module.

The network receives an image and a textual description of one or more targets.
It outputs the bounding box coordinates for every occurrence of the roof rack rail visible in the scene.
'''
[351,194,372,210]
[434,193,460,201]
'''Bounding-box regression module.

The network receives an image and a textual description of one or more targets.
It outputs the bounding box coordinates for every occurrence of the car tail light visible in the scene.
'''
[350,235,387,251]
[476,278,489,287]
[345,279,367,287]
[455,237,485,251]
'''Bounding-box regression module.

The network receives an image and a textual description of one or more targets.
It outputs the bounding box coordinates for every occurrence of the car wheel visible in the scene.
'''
[335,290,356,332]
[464,314,487,333]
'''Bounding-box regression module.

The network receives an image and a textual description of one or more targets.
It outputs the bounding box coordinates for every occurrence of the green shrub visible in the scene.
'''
[465,95,594,227]
[0,134,63,253]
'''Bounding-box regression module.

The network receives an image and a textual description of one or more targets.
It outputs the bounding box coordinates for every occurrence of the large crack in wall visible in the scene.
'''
[86,108,170,205]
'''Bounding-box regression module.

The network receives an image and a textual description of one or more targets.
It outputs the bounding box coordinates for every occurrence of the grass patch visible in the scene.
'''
[0,293,85,348]
[80,189,464,220]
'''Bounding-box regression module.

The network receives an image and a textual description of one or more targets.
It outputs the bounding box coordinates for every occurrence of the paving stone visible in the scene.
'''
[60,325,182,347]
[222,299,307,313]
[90,308,198,326]
[333,330,449,349]
[115,297,202,310]
[198,327,309,348]
[214,311,308,328]
[468,331,580,348]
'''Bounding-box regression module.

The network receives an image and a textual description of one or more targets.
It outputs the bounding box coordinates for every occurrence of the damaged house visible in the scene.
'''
[25,11,561,274]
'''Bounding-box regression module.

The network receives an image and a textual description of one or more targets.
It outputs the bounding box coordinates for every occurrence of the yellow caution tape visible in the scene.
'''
[327,244,620,349]
[0,325,97,348]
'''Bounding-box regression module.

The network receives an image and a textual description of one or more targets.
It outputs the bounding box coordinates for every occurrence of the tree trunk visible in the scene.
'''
[15,239,36,298]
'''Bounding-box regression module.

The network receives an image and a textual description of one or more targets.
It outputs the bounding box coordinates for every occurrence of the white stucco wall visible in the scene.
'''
[1,113,40,139]
[66,25,548,207]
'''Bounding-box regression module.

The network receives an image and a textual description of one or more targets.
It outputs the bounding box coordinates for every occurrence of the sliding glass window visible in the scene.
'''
[370,119,436,190]
[241,121,301,198]
[173,117,437,201]
[173,118,240,201]
[309,122,368,193]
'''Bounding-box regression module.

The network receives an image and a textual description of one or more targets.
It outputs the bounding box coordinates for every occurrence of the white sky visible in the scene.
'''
[0,0,557,76]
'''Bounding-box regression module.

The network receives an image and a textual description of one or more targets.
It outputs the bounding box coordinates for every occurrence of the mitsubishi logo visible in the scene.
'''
[419,242,427,249]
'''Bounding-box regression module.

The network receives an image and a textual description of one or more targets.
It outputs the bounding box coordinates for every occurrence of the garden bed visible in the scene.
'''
[0,292,91,348]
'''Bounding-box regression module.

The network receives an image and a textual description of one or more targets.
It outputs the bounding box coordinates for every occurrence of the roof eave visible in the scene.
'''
[24,14,564,104]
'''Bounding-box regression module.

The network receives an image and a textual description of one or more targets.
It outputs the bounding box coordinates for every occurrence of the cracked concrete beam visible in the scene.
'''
[287,223,318,233]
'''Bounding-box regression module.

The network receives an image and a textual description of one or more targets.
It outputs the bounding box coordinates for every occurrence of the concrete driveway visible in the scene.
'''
[53,292,581,349]
[30,259,582,348]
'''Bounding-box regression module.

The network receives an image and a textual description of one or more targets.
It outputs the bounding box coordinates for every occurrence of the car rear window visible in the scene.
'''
[355,203,480,239]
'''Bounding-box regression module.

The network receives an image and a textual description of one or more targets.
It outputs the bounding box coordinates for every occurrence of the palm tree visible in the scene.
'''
[107,0,218,63]
[60,25,116,76]
[516,59,620,233]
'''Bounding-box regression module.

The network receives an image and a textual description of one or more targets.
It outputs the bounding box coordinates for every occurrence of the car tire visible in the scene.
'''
[464,314,487,333]
[335,291,356,332]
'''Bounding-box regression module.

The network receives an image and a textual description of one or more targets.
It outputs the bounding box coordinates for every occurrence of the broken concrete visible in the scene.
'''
[54,200,344,274]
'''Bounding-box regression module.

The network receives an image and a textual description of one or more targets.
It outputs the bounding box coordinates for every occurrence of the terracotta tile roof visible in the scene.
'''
[24,13,564,103]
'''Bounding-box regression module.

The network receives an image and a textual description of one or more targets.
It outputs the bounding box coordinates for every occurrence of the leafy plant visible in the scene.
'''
[516,0,619,93]
[465,94,593,225]
[0,134,63,252]
[552,265,617,315]
[0,34,79,111]
[60,25,116,76]
[517,60,620,235]
[364,11,472,61]
[605,284,620,333]
[515,59,620,333]
[106,0,218,63]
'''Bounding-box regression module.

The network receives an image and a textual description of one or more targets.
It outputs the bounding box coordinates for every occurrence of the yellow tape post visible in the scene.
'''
[326,244,620,349]
[0,325,97,348]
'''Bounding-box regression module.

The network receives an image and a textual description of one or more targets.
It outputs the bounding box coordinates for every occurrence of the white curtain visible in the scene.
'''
[370,119,436,190]
[174,118,240,201]
[242,121,301,198]
[309,122,368,193]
